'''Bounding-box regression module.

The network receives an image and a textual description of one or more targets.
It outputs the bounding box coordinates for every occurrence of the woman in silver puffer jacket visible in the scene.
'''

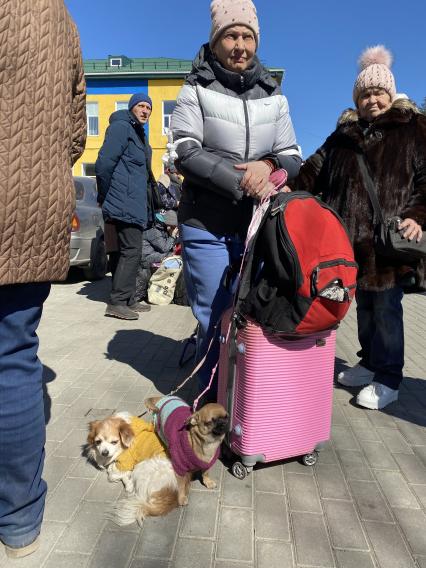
[171,0,301,399]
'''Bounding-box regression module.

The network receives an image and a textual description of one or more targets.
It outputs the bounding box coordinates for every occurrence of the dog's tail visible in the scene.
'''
[109,456,179,526]
[111,487,179,526]
[141,486,179,519]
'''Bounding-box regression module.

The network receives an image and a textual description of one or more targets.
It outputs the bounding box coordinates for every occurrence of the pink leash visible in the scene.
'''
[166,170,288,411]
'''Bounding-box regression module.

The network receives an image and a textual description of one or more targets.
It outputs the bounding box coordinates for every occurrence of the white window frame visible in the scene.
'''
[115,101,128,111]
[162,100,177,135]
[86,102,99,136]
[110,57,122,67]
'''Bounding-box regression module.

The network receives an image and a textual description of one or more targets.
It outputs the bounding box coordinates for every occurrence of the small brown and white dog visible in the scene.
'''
[145,396,229,507]
[87,412,180,525]
[111,455,179,526]
[111,398,229,526]
[86,411,167,494]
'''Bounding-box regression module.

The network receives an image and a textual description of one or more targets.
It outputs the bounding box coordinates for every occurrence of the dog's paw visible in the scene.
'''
[202,477,217,490]
[124,481,134,494]
[179,496,189,507]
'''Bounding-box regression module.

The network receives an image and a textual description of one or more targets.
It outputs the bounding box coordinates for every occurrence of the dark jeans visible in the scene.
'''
[110,221,143,306]
[0,282,50,547]
[356,286,404,390]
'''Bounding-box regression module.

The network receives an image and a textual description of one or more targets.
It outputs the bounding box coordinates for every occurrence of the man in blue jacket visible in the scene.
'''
[96,93,155,319]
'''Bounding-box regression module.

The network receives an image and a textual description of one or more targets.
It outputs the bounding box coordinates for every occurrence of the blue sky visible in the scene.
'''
[65,0,426,157]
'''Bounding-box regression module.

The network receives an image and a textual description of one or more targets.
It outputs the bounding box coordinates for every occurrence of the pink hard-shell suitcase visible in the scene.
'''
[217,310,336,478]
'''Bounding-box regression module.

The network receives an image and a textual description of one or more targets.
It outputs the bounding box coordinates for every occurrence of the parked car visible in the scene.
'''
[70,176,107,280]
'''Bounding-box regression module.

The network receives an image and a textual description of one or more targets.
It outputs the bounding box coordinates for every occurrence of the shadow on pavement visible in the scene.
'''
[105,329,197,404]
[76,276,111,303]
[58,269,111,304]
[42,364,56,424]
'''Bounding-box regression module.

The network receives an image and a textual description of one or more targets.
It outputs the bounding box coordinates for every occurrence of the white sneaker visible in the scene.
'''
[337,364,374,387]
[357,382,399,410]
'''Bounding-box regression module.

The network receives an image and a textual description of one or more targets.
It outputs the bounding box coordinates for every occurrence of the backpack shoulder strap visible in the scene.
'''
[235,193,286,314]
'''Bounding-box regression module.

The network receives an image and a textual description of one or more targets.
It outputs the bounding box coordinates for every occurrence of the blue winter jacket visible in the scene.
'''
[96,110,152,227]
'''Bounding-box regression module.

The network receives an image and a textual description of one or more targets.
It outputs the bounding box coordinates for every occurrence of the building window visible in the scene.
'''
[82,163,96,176]
[110,58,122,67]
[115,101,128,111]
[86,102,99,136]
[162,100,177,134]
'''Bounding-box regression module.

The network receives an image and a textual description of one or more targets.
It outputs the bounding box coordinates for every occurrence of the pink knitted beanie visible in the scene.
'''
[353,45,396,105]
[209,0,260,48]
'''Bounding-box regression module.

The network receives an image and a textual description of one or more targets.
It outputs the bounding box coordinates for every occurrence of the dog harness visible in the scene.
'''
[153,396,220,477]
[115,416,167,471]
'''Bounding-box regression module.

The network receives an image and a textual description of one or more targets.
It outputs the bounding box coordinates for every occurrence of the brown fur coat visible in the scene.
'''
[291,99,426,291]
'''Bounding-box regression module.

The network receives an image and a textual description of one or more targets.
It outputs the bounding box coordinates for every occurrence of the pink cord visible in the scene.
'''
[177,170,289,411]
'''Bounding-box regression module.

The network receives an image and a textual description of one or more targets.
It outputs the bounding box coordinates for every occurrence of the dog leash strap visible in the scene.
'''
[165,327,219,398]
[192,358,220,412]
[189,196,280,412]
[163,184,284,409]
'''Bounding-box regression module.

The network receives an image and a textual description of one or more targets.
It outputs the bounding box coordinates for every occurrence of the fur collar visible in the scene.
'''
[186,43,278,95]
[338,98,420,126]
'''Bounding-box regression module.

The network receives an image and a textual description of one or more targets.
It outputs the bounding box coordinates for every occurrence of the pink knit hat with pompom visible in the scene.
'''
[353,45,396,104]
[209,0,260,48]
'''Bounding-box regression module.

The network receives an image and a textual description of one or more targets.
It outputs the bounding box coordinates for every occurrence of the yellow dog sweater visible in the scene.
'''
[115,417,167,471]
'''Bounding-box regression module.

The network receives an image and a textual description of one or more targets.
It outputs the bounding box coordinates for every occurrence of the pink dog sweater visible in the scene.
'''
[154,396,220,477]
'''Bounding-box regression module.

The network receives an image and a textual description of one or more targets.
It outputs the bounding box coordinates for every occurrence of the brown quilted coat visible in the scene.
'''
[0,0,87,285]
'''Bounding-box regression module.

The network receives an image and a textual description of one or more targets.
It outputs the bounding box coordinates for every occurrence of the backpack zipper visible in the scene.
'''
[277,207,303,291]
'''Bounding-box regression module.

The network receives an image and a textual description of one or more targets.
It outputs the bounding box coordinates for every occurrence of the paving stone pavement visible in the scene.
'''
[0,276,425,568]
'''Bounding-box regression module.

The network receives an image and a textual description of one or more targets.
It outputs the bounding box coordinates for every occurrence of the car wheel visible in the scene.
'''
[83,238,107,281]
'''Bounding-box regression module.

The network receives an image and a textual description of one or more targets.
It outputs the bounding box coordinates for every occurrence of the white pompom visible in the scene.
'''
[358,45,393,70]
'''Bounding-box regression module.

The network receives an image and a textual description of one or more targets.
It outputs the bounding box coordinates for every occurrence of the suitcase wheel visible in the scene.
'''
[231,461,250,479]
[302,451,318,467]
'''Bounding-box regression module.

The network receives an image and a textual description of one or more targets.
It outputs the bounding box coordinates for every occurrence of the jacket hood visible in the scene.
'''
[109,109,139,126]
[186,43,279,94]
[338,97,420,126]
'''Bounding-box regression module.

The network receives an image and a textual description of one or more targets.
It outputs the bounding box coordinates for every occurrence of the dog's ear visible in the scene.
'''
[185,411,199,427]
[87,420,101,445]
[144,397,161,414]
[118,421,134,448]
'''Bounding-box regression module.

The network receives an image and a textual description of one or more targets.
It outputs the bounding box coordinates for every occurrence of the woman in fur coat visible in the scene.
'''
[288,46,425,410]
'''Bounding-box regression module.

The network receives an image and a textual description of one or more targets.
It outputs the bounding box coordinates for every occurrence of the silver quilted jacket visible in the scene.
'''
[171,45,301,235]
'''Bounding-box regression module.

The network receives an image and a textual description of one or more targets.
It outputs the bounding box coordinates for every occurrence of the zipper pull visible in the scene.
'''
[270,202,285,217]
[311,266,320,296]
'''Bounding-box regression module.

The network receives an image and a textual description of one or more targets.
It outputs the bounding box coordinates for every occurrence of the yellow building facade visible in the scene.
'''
[73,56,192,179]
[74,55,283,180]
[148,79,185,176]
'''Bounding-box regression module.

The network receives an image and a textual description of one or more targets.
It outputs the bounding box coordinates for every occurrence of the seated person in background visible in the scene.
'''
[134,210,179,302]
[157,167,181,211]
[167,166,182,199]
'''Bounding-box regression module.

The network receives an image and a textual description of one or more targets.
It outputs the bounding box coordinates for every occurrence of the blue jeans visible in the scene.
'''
[180,224,244,395]
[356,286,404,390]
[0,282,50,548]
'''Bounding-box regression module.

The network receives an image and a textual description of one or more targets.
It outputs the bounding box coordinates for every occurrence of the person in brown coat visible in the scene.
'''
[0,0,86,558]
[287,46,425,410]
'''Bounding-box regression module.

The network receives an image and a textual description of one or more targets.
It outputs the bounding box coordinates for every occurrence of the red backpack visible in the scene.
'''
[237,191,358,335]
